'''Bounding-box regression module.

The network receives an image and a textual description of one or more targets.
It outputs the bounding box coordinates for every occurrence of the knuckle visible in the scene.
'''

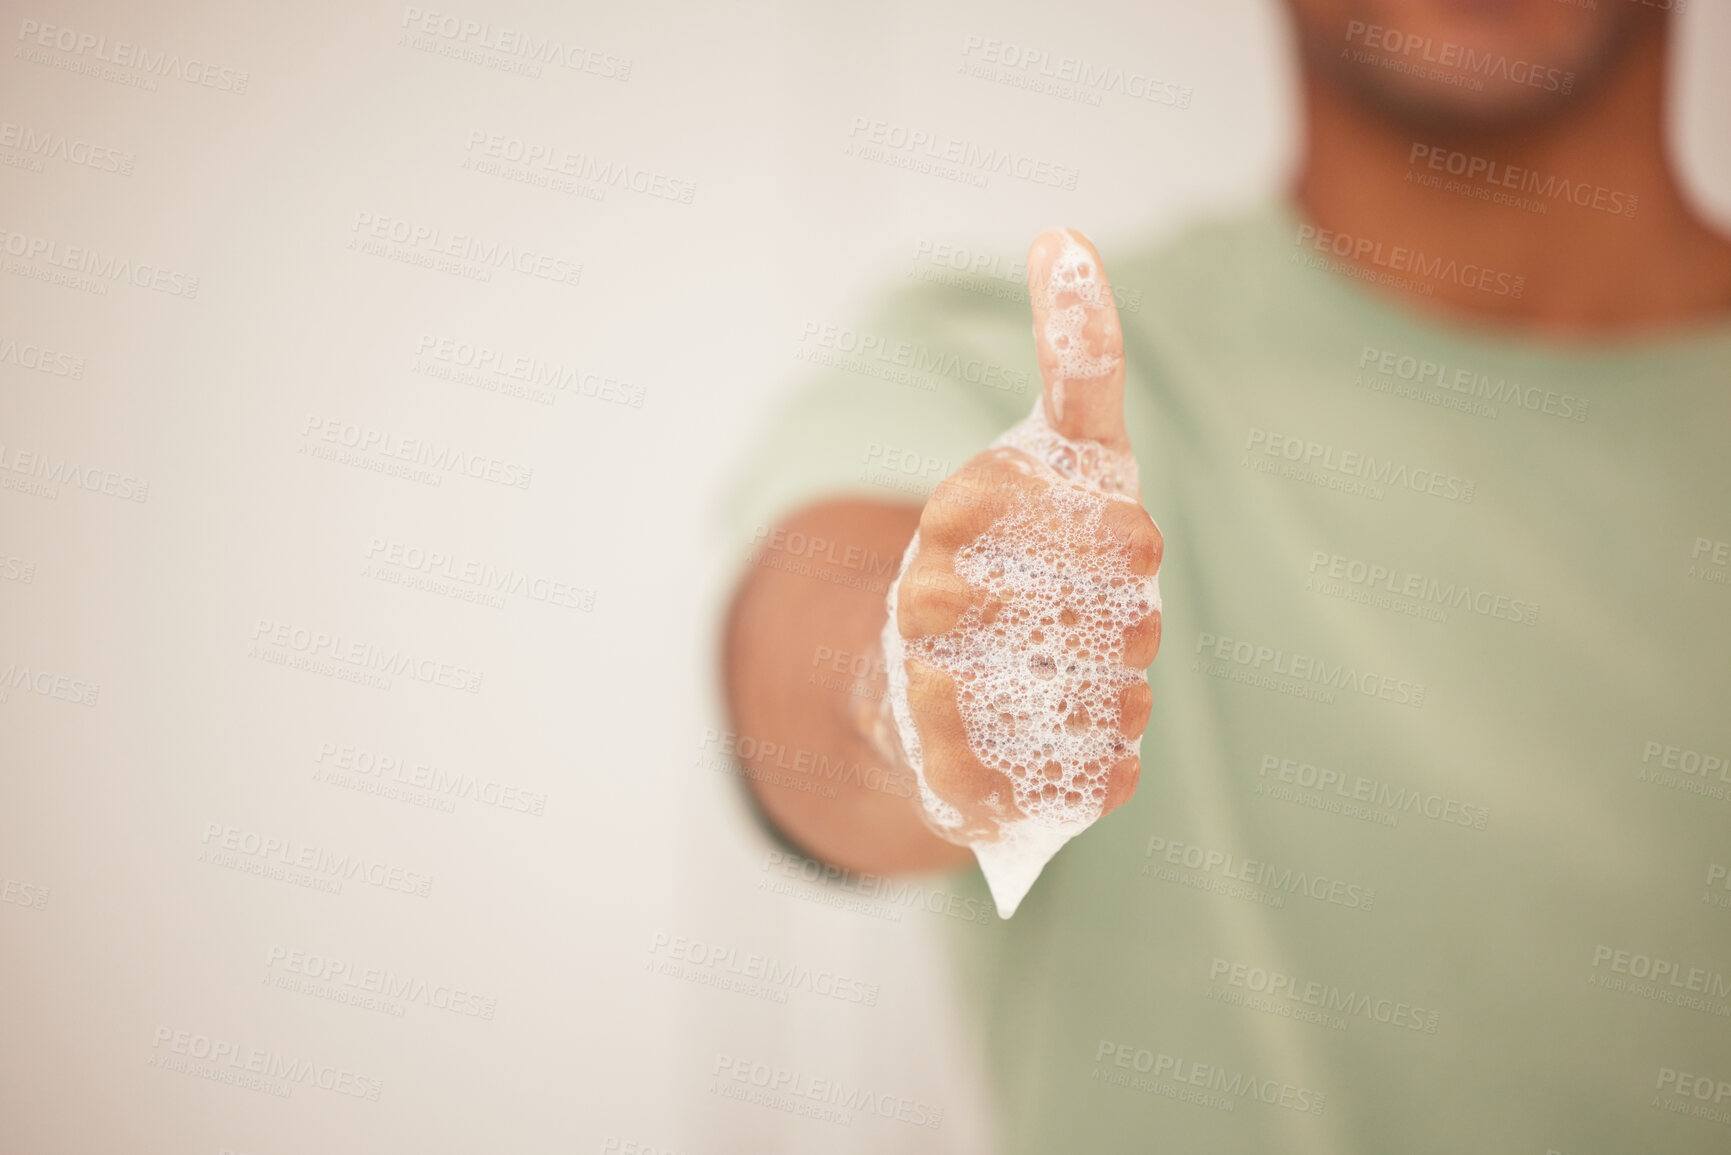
[1119,681,1153,739]
[898,558,972,637]
[1102,753,1140,813]
[923,453,1049,546]
[1136,518,1164,575]
[922,479,988,544]
[1122,609,1162,667]
[1126,529,1159,577]
[903,657,955,711]
[1102,503,1162,576]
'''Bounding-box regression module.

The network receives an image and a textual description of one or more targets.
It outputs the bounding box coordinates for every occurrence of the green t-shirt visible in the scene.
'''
[724,203,1731,1153]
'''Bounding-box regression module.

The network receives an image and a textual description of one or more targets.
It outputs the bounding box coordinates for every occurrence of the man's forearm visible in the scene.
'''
[722,497,972,875]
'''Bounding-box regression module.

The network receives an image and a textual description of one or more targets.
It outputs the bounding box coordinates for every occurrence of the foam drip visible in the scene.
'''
[880,401,1159,917]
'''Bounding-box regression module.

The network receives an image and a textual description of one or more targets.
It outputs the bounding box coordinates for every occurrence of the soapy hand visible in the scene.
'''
[878,229,1164,916]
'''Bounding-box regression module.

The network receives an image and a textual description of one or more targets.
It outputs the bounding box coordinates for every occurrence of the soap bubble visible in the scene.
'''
[880,399,1160,917]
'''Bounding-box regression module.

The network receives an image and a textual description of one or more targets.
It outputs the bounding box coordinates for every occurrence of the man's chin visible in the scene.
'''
[1287,0,1662,137]
[1334,68,1584,137]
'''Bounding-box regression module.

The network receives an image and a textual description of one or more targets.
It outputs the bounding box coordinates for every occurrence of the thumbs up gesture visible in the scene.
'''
[878,229,1164,907]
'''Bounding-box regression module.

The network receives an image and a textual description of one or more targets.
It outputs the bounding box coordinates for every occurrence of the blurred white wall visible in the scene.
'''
[2,1,1728,1152]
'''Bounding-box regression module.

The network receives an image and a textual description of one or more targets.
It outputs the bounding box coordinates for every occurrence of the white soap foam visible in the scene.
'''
[1043,234,1119,384]
[881,400,1158,917]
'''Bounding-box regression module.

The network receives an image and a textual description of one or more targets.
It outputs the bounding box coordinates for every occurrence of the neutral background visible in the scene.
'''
[3,1,1729,1151]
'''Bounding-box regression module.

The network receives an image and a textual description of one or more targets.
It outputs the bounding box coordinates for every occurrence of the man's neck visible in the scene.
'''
[1294,28,1731,338]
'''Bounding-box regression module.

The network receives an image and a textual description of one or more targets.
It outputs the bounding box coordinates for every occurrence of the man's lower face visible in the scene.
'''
[1286,0,1651,128]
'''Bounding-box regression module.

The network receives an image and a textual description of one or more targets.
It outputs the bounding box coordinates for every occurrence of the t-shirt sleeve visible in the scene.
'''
[720,277,1039,571]
[711,277,1037,869]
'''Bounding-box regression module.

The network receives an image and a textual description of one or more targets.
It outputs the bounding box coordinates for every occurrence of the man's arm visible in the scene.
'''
[721,496,973,875]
